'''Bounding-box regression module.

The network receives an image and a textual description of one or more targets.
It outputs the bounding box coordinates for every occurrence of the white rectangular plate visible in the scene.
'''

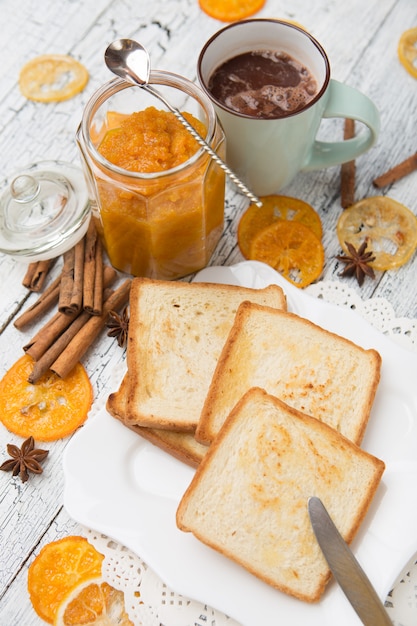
[63,261,417,626]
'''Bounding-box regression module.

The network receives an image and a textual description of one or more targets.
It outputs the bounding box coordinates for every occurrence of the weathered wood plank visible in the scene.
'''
[1,0,417,622]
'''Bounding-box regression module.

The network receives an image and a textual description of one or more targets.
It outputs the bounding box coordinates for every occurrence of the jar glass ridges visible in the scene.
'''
[77,72,226,280]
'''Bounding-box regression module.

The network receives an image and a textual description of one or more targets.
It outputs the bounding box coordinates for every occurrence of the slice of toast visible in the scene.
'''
[177,388,385,603]
[197,302,381,445]
[125,278,286,431]
[107,375,207,468]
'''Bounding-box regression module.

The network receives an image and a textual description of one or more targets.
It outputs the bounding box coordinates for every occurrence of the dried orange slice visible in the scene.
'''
[199,0,265,22]
[19,54,89,102]
[249,220,324,287]
[0,354,93,440]
[398,27,417,79]
[28,536,104,624]
[238,195,322,258]
[336,196,417,270]
[54,578,134,626]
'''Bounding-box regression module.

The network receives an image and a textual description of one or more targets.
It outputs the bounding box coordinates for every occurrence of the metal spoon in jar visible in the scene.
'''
[104,38,262,206]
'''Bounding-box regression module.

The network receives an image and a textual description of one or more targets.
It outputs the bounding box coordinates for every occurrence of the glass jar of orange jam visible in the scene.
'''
[76,72,225,279]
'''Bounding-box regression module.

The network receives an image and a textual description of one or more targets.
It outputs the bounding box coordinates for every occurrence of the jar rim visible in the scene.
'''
[78,71,217,179]
[197,18,330,120]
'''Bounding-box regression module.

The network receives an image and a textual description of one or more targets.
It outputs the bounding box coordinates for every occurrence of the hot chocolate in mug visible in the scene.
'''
[197,19,380,196]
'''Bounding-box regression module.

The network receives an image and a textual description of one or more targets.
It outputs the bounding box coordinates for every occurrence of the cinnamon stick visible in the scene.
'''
[341,119,356,208]
[83,221,104,315]
[14,275,61,330]
[24,311,77,360]
[92,237,104,314]
[24,265,118,362]
[22,259,53,291]
[50,279,132,379]
[28,311,92,383]
[373,151,417,188]
[58,238,85,314]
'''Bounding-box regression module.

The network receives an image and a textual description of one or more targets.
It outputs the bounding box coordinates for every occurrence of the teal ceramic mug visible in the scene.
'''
[197,19,380,196]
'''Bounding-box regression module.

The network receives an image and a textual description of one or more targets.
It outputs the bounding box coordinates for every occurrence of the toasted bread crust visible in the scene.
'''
[125,278,286,430]
[177,388,385,602]
[107,375,207,467]
[196,302,381,444]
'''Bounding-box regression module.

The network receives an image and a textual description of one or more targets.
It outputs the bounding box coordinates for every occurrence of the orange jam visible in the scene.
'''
[99,107,206,172]
[92,107,225,279]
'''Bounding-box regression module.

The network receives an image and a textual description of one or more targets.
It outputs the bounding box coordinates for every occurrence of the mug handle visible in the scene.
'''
[302,79,380,170]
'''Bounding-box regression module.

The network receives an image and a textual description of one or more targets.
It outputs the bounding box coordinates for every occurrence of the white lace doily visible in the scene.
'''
[84,527,240,626]
[385,554,417,626]
[306,280,417,352]
[81,279,417,626]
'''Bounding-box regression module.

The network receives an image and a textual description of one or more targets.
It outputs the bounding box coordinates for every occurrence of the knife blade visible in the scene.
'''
[308,496,392,625]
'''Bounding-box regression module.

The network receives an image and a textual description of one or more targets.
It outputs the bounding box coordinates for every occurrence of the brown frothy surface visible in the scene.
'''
[208,50,318,118]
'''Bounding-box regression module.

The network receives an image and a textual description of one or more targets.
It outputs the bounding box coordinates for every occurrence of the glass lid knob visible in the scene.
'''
[10,175,41,203]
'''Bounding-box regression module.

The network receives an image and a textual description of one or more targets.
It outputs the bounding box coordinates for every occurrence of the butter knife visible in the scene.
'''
[308,496,392,625]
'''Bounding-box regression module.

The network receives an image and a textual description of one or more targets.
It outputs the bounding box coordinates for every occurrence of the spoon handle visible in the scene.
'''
[145,84,262,207]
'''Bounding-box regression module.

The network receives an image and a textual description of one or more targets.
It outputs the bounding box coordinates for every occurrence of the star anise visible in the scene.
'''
[106,305,129,348]
[336,241,376,286]
[0,436,49,483]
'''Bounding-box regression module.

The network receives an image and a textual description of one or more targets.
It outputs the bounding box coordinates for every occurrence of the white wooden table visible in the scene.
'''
[1,0,417,624]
